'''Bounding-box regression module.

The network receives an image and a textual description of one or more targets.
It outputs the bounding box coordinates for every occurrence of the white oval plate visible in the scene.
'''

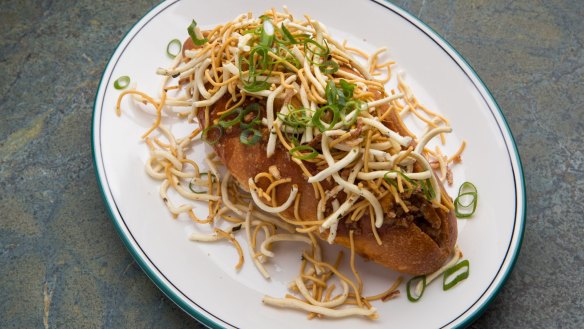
[92,0,525,328]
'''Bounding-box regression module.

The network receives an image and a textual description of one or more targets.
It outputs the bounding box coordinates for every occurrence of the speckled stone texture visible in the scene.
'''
[0,0,582,328]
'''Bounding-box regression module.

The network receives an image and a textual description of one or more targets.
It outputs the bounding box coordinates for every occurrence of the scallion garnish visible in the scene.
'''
[278,107,311,129]
[341,101,363,126]
[218,107,243,128]
[320,60,339,74]
[312,105,340,132]
[189,172,216,194]
[240,128,262,145]
[241,103,262,128]
[421,179,436,201]
[285,131,302,147]
[242,78,271,92]
[201,124,223,145]
[383,172,399,188]
[289,145,319,160]
[443,260,470,290]
[187,19,208,46]
[406,275,426,302]
[325,80,345,108]
[166,39,182,59]
[277,45,302,68]
[280,24,297,44]
[454,182,478,218]
[239,46,273,92]
[339,79,355,99]
[189,180,206,194]
[259,20,275,48]
[304,38,330,60]
[113,76,130,90]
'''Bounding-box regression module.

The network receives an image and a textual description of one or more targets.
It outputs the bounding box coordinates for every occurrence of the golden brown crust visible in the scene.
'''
[197,95,457,275]
[332,98,458,274]
[334,205,457,275]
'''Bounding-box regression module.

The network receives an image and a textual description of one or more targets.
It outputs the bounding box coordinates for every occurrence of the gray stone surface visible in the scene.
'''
[0,0,582,328]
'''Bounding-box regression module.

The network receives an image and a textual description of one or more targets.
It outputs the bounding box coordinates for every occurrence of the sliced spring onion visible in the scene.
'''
[240,128,262,145]
[383,172,399,188]
[341,101,363,126]
[166,39,182,58]
[189,180,206,194]
[280,24,297,44]
[201,124,223,145]
[325,80,346,108]
[277,45,302,68]
[384,170,415,189]
[188,172,216,194]
[260,20,275,48]
[200,172,216,182]
[443,260,470,290]
[187,19,208,46]
[278,107,311,129]
[258,14,271,22]
[304,38,330,59]
[284,129,303,147]
[421,178,436,201]
[113,76,130,90]
[320,60,339,74]
[454,182,478,218]
[339,79,355,99]
[242,78,271,92]
[241,103,261,129]
[218,107,243,128]
[239,46,273,92]
[312,105,340,132]
[406,275,426,302]
[289,145,318,160]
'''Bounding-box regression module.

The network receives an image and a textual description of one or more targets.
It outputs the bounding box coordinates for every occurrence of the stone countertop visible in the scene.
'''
[1,0,582,328]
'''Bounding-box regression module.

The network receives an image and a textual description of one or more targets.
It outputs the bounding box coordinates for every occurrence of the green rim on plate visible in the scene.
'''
[92,1,526,328]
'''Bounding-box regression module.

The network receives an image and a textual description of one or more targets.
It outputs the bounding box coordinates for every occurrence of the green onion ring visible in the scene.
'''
[289,145,319,160]
[259,20,275,48]
[240,103,262,129]
[166,39,182,58]
[280,24,297,44]
[187,19,208,46]
[218,107,243,128]
[278,108,311,129]
[320,60,339,74]
[443,260,470,290]
[304,38,330,59]
[240,128,262,145]
[392,170,416,186]
[406,275,426,302]
[188,180,206,194]
[421,179,436,201]
[113,76,130,90]
[341,101,363,126]
[325,80,346,108]
[189,172,217,194]
[239,44,274,92]
[277,45,301,68]
[454,182,478,218]
[201,124,223,145]
[242,79,271,92]
[384,170,428,194]
[312,105,340,132]
[383,172,398,188]
[340,79,356,99]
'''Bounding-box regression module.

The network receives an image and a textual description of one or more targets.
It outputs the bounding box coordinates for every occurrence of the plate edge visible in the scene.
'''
[91,0,528,328]
[375,0,527,328]
[91,0,226,328]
